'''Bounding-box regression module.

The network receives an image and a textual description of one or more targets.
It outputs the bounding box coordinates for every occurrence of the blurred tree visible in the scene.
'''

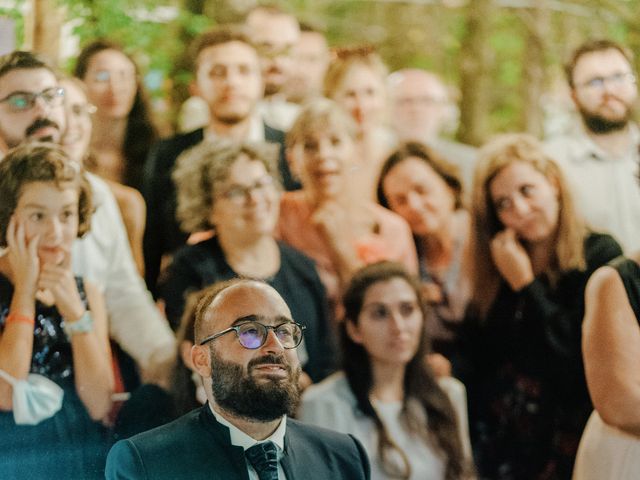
[458,0,493,146]
[3,0,639,139]
[520,1,551,138]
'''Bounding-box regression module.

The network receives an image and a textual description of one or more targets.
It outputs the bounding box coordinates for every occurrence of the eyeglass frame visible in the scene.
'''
[199,318,306,350]
[0,86,66,112]
[575,71,637,91]
[216,175,277,205]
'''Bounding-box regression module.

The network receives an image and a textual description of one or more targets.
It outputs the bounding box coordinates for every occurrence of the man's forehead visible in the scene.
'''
[197,42,259,69]
[0,67,57,93]
[248,14,299,43]
[299,31,327,49]
[393,72,446,96]
[573,49,633,79]
[205,282,291,329]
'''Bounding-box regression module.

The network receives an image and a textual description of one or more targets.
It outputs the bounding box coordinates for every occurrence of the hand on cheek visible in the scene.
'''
[6,216,41,298]
[490,228,534,291]
[37,250,84,322]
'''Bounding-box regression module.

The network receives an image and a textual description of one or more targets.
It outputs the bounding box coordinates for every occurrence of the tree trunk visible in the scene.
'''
[457,0,493,146]
[521,2,550,138]
[30,0,65,64]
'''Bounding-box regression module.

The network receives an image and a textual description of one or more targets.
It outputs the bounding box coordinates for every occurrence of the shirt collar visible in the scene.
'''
[568,121,640,162]
[208,402,286,451]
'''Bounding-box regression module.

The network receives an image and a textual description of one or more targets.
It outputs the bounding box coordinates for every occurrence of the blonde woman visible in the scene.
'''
[323,47,395,200]
[462,133,622,479]
[278,99,417,315]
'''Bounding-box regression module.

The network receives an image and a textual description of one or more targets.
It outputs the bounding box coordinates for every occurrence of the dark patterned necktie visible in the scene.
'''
[245,441,279,480]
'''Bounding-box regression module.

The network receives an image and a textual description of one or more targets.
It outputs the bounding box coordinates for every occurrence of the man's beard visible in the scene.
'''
[209,349,301,422]
[578,103,631,134]
[264,80,281,97]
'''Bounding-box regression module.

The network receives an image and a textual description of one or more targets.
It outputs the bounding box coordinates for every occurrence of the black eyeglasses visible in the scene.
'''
[200,321,305,350]
[218,176,276,205]
[0,87,65,112]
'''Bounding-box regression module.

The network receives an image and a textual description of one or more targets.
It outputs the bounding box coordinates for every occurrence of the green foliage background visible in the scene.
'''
[2,0,639,137]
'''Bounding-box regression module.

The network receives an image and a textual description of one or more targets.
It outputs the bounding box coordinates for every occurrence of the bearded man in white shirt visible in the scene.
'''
[546,39,640,252]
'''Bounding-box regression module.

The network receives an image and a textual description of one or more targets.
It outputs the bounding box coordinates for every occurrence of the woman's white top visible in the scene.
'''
[299,372,472,480]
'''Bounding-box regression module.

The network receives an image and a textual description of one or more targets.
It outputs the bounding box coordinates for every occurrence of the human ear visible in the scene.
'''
[191,344,211,378]
[569,87,579,106]
[345,320,363,345]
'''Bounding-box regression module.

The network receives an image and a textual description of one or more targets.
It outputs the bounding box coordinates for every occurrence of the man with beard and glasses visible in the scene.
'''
[0,52,66,150]
[546,39,640,252]
[0,51,175,384]
[106,279,371,480]
[143,27,299,296]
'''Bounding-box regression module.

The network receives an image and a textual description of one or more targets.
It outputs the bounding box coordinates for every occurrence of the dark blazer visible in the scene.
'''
[105,405,371,480]
[142,124,300,294]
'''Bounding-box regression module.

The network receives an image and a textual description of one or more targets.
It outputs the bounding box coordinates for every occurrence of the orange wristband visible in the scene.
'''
[5,312,35,327]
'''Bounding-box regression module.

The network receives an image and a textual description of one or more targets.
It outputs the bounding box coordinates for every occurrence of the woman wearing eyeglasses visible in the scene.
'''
[160,139,336,384]
[299,262,474,480]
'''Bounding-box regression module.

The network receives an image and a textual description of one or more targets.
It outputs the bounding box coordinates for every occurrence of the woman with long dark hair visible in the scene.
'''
[377,142,471,365]
[300,262,472,479]
[74,39,158,192]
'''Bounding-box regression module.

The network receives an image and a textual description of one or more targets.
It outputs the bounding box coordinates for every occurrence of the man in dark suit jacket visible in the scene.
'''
[106,279,370,479]
[143,27,300,294]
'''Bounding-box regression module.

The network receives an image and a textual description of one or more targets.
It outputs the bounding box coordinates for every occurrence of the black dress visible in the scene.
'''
[461,233,622,480]
[0,274,110,479]
[160,237,337,383]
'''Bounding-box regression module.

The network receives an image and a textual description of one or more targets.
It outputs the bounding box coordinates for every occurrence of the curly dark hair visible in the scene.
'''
[0,142,93,247]
[74,39,158,190]
[342,261,469,480]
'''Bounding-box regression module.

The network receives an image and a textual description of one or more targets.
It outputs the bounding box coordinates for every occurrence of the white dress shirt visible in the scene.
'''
[545,123,640,253]
[72,173,175,370]
[210,403,288,480]
[299,372,472,480]
[258,96,300,132]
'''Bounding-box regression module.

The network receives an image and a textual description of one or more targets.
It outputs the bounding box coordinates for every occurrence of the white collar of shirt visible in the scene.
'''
[208,402,286,451]
[568,121,640,163]
[204,114,265,143]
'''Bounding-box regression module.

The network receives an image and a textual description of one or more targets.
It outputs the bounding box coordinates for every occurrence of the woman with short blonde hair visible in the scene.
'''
[322,47,394,200]
[278,99,418,315]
